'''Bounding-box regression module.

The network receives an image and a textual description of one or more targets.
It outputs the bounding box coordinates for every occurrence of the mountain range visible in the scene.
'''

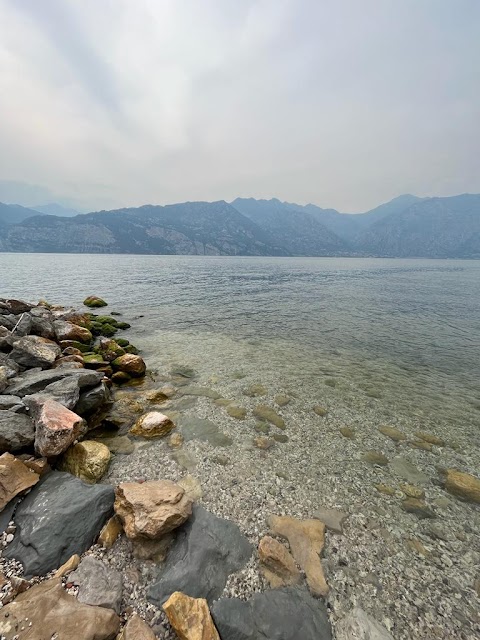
[0,193,479,258]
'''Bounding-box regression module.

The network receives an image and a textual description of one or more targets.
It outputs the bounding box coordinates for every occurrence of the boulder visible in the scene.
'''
[444,469,480,504]
[120,614,156,640]
[112,354,146,377]
[4,471,114,577]
[30,314,56,340]
[211,587,332,640]
[11,313,32,337]
[30,399,87,457]
[335,607,394,640]
[75,382,110,415]
[1,299,33,315]
[130,411,175,438]
[59,440,111,483]
[268,515,328,597]
[163,591,220,640]
[70,556,123,613]
[0,453,39,511]
[0,578,120,639]
[24,376,82,410]
[0,411,35,452]
[84,296,108,308]
[54,320,92,343]
[0,314,16,331]
[148,505,252,606]
[258,536,301,588]
[5,368,104,397]
[9,335,61,369]
[114,480,193,540]
[0,395,25,412]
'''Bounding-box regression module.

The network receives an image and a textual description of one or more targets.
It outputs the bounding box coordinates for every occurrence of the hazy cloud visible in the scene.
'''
[0,0,479,211]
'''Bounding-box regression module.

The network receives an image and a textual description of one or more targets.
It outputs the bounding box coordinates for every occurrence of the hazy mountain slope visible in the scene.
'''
[299,203,361,241]
[32,203,81,217]
[357,194,480,257]
[231,198,350,255]
[0,202,44,225]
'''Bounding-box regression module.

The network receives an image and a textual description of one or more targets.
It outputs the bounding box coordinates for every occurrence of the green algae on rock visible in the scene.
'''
[83,296,108,308]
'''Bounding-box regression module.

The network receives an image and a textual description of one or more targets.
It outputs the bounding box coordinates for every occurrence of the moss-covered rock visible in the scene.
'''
[115,321,131,330]
[83,296,108,308]
[116,338,130,348]
[59,340,92,353]
[59,440,111,483]
[123,344,139,355]
[112,371,131,384]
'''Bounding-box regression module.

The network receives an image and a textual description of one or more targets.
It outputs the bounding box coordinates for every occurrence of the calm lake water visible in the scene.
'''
[1,254,480,433]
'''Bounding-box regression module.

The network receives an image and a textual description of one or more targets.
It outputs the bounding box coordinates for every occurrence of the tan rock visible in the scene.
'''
[242,384,267,397]
[0,578,120,640]
[340,427,355,439]
[168,433,184,448]
[59,440,111,483]
[253,405,285,429]
[274,395,291,407]
[444,469,480,504]
[0,453,39,511]
[253,436,275,450]
[99,516,124,549]
[114,480,193,540]
[53,554,80,578]
[400,483,425,499]
[363,450,389,465]
[258,536,301,588]
[401,498,436,519]
[112,354,146,377]
[120,613,156,640]
[409,440,433,452]
[226,405,247,420]
[23,457,50,476]
[268,514,328,597]
[313,405,327,417]
[130,411,175,438]
[163,591,220,640]
[375,483,395,496]
[54,320,93,344]
[178,475,203,501]
[32,399,87,457]
[378,425,407,442]
[415,431,445,447]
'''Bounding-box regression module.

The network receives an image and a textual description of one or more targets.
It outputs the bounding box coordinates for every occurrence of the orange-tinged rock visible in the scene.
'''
[0,453,39,511]
[120,613,156,640]
[378,425,407,442]
[163,591,220,640]
[258,535,301,588]
[112,354,146,377]
[445,469,480,504]
[98,515,123,549]
[130,412,175,438]
[32,399,87,457]
[54,320,93,344]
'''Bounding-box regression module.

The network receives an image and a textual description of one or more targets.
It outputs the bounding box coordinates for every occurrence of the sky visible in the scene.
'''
[0,0,479,213]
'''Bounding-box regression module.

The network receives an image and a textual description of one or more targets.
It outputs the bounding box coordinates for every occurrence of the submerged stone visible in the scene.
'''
[178,416,233,447]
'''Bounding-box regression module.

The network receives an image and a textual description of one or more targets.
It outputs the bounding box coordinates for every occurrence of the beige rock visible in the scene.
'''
[363,450,389,465]
[99,516,124,549]
[59,440,111,483]
[178,475,203,501]
[253,436,275,450]
[23,457,50,476]
[226,405,247,420]
[340,427,355,439]
[242,384,267,397]
[54,320,93,344]
[53,554,80,578]
[378,425,407,442]
[32,399,87,457]
[120,613,156,640]
[168,433,184,448]
[0,578,120,640]
[130,411,175,438]
[400,483,425,499]
[444,469,480,504]
[313,405,328,417]
[274,395,291,407]
[415,431,445,447]
[115,480,193,540]
[409,439,433,452]
[401,498,436,519]
[268,514,328,597]
[112,354,146,377]
[258,536,301,588]
[163,591,220,640]
[0,453,39,511]
[375,484,395,496]
[253,405,285,429]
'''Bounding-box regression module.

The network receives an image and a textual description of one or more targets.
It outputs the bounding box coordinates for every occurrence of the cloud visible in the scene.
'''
[0,0,478,211]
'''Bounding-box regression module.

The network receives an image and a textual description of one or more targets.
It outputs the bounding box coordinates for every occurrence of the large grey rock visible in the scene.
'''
[335,607,394,640]
[30,314,55,339]
[12,313,32,337]
[0,299,34,315]
[211,587,332,640]
[0,328,14,351]
[0,395,25,413]
[0,314,16,331]
[24,376,82,410]
[5,367,103,397]
[70,556,123,613]
[75,382,111,416]
[148,505,252,606]
[0,410,35,452]
[0,355,20,378]
[10,335,61,369]
[4,471,114,577]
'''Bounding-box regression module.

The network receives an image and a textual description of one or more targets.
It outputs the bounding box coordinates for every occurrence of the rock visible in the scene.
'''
[130,411,175,438]
[390,457,428,485]
[112,371,131,384]
[226,405,247,419]
[23,456,50,476]
[378,425,407,442]
[242,383,267,397]
[178,416,233,447]
[171,449,198,471]
[0,367,8,393]
[340,426,355,439]
[59,440,111,483]
[415,431,445,447]
[253,436,275,450]
[112,354,146,377]
[99,435,135,455]
[84,296,108,308]
[0,395,25,412]
[314,506,348,534]
[148,505,252,605]
[335,606,394,640]
[54,320,92,343]
[2,299,33,314]
[170,364,197,379]
[114,480,193,540]
[0,453,39,510]
[30,399,87,457]
[406,537,429,556]
[268,515,328,597]
[120,614,156,640]
[132,534,174,562]
[409,439,433,452]
[0,411,34,452]
[253,405,285,429]
[24,375,82,410]
[363,450,389,466]
[11,313,33,337]
[30,314,55,340]
[53,553,80,578]
[401,498,436,519]
[98,515,123,548]
[163,591,220,640]
[0,578,120,639]
[313,405,328,416]
[5,367,103,397]
[275,394,291,406]
[75,382,110,415]
[444,469,480,503]
[211,587,332,640]
[400,483,425,499]
[375,484,395,496]
[179,386,222,400]
[273,433,288,443]
[9,335,61,369]
[70,556,123,613]
[4,471,114,577]
[258,536,301,587]
[168,433,184,448]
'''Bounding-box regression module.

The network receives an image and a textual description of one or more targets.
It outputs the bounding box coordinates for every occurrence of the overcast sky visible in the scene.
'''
[0,0,479,212]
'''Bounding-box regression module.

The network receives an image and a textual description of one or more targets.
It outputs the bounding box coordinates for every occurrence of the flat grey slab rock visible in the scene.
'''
[4,471,114,578]
[70,556,123,613]
[0,396,25,412]
[24,376,81,411]
[390,457,428,485]
[75,382,111,415]
[148,505,252,606]
[6,368,103,397]
[0,410,34,452]
[335,607,394,640]
[211,587,332,640]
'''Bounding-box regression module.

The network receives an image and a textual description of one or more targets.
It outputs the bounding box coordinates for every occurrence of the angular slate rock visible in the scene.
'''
[148,505,252,606]
[9,335,61,369]
[24,376,82,411]
[75,382,111,416]
[0,410,35,452]
[4,471,114,577]
[12,313,32,337]
[70,556,123,613]
[0,395,25,413]
[335,607,394,640]
[6,368,103,397]
[211,587,332,640]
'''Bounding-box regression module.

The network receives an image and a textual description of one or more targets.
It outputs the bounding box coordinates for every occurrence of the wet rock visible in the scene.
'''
[273,433,288,443]
[401,498,436,519]
[390,457,428,485]
[84,296,108,308]
[268,515,328,597]
[444,469,480,503]
[0,411,34,452]
[178,475,203,501]
[409,439,433,452]
[0,453,39,510]
[400,483,424,499]
[170,364,196,379]
[340,426,355,439]
[163,591,220,640]
[148,505,252,605]
[242,384,267,397]
[313,405,328,417]
[112,354,146,377]
[258,536,301,587]
[363,450,389,466]
[254,422,270,435]
[168,432,184,448]
[114,480,193,540]
[29,399,87,457]
[335,606,394,640]
[415,431,445,447]
[59,440,111,483]
[314,506,348,534]
[375,484,395,496]
[10,335,61,369]
[120,613,156,640]
[179,386,222,400]
[253,405,285,429]
[54,320,92,343]
[254,436,275,450]
[70,556,123,614]
[172,449,198,471]
[378,425,407,442]
[275,395,291,407]
[211,587,332,640]
[98,515,123,548]
[226,404,247,419]
[100,435,135,455]
[130,411,175,438]
[53,553,80,578]
[5,367,103,397]
[75,382,110,415]
[178,416,233,447]
[4,471,114,577]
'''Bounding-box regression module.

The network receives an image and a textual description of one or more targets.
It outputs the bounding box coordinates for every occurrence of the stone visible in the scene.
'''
[335,606,394,640]
[406,537,429,556]
[54,320,92,343]
[101,435,135,455]
[253,405,285,429]
[178,475,203,501]
[1,299,33,314]
[273,433,288,443]
[112,354,146,377]
[75,382,111,415]
[168,432,184,448]
[0,453,39,511]
[401,498,436,519]
[375,484,395,496]
[132,534,174,562]
[178,416,233,447]
[226,404,247,419]
[9,335,61,369]
[242,383,267,397]
[4,471,114,577]
[84,296,108,308]
[314,506,348,534]
[70,556,123,613]
[390,457,428,485]
[211,587,332,640]
[172,449,198,471]
[444,469,480,503]
[11,313,32,337]
[24,376,82,411]
[363,450,389,466]
[415,431,445,447]
[148,505,252,606]
[0,367,8,392]
[170,364,197,378]
[0,395,24,412]
[409,439,433,452]
[253,436,275,450]
[400,483,425,499]
[98,515,123,548]
[130,411,175,438]
[275,394,291,406]
[5,367,103,397]
[179,386,222,400]
[23,456,50,476]
[0,411,34,452]
[258,536,301,587]
[268,515,327,597]
[114,480,193,540]
[30,314,55,340]
[340,426,355,439]
[31,399,87,457]
[378,425,407,442]
[163,591,220,640]
[53,553,80,578]
[313,405,328,416]
[59,440,111,483]
[120,614,156,640]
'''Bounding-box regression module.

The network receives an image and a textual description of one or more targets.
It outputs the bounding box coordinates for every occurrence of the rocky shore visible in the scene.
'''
[0,296,479,639]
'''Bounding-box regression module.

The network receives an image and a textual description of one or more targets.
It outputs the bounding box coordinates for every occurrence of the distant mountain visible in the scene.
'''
[0,202,43,225]
[32,202,81,217]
